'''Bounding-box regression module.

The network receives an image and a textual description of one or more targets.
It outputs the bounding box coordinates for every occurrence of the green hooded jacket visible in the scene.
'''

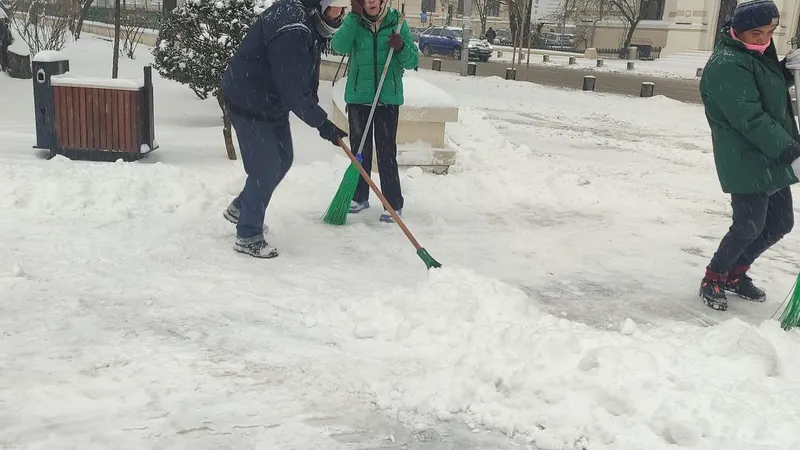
[330,8,418,105]
[699,26,800,194]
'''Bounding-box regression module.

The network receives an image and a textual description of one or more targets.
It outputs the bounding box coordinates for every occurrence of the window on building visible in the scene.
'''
[487,0,500,16]
[421,0,436,14]
[641,0,665,21]
[453,0,500,17]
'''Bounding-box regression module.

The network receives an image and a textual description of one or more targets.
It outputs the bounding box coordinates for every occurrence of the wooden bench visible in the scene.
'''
[32,54,157,161]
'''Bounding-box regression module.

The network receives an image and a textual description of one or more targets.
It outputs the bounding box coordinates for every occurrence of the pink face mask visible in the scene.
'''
[729,28,770,54]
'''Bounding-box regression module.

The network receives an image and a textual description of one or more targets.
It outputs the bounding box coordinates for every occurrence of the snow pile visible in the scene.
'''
[32,50,68,63]
[7,27,29,56]
[401,71,459,107]
[319,267,800,449]
[332,73,458,113]
[50,75,144,90]
[0,158,229,223]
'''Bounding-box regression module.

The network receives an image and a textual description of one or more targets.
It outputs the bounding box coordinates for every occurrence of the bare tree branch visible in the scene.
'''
[6,0,72,54]
[120,7,147,58]
[605,0,647,48]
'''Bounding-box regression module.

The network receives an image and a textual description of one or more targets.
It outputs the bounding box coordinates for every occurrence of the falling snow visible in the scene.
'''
[2,19,800,450]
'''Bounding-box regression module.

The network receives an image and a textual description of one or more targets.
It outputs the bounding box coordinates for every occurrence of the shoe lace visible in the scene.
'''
[704,279,723,294]
[729,273,752,287]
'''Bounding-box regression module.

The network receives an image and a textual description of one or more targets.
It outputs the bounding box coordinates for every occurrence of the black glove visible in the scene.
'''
[318,120,348,146]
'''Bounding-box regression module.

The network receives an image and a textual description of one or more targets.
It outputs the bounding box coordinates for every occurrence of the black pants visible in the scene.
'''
[708,187,794,274]
[347,104,403,211]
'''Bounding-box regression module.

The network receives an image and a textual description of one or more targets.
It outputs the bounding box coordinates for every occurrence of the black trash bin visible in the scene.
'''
[31,53,70,152]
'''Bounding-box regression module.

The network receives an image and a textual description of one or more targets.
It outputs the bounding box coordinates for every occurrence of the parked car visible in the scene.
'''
[493,29,513,46]
[542,32,574,51]
[417,26,493,62]
[409,26,429,42]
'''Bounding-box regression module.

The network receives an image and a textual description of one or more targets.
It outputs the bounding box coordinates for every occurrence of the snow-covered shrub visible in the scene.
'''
[153,0,271,100]
[152,0,271,159]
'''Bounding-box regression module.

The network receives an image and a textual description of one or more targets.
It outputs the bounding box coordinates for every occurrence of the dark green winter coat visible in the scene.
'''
[700,27,800,194]
[330,8,418,105]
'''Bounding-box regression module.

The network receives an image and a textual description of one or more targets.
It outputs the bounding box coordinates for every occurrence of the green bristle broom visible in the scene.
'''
[777,273,800,331]
[322,152,362,226]
[781,68,800,330]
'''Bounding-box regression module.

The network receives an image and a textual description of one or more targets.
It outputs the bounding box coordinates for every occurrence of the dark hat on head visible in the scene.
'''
[731,0,780,34]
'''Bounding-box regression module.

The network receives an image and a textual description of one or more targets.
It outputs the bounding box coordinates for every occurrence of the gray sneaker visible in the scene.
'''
[223,203,240,224]
[224,203,269,234]
[234,238,278,259]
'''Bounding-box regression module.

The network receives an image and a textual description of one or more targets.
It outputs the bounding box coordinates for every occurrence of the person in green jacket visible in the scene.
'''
[330,0,418,223]
[699,0,800,311]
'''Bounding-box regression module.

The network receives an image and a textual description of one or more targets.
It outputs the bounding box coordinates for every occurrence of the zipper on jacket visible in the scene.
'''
[392,71,397,94]
[372,31,379,98]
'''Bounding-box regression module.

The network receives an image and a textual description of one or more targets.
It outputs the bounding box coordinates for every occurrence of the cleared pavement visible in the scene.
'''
[418,56,702,104]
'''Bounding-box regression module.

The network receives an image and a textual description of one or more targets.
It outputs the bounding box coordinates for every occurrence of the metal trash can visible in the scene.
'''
[32,52,70,151]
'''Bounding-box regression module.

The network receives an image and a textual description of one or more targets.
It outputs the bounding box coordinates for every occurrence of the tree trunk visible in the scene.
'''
[112,0,121,78]
[216,93,237,160]
[622,19,639,50]
[74,0,95,40]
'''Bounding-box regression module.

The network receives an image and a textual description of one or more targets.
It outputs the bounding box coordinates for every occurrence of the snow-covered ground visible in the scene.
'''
[324,49,711,81]
[484,49,712,80]
[2,34,800,450]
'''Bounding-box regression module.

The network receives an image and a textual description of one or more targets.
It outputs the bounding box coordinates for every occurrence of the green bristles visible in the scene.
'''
[416,248,442,269]
[779,272,800,331]
[323,162,360,226]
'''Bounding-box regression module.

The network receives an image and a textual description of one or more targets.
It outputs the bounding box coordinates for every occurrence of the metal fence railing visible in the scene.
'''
[84,5,162,30]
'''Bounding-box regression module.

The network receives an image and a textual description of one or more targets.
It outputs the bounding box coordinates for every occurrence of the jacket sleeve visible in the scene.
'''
[330,13,360,55]
[267,24,328,128]
[780,58,794,86]
[395,21,419,70]
[702,61,800,163]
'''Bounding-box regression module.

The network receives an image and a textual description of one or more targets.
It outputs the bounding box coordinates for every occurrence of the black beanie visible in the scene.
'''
[731,0,780,34]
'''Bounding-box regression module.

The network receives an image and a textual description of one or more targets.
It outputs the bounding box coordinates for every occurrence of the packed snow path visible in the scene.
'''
[2,36,800,450]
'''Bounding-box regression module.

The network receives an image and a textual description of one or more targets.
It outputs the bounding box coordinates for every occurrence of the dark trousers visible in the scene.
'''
[708,187,794,274]
[229,111,294,242]
[347,104,403,211]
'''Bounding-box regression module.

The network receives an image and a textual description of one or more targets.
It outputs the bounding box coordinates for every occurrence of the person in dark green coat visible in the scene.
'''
[330,0,418,223]
[699,0,800,311]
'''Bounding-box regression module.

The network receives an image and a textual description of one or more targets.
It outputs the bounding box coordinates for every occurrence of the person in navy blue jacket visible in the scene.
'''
[220,0,349,259]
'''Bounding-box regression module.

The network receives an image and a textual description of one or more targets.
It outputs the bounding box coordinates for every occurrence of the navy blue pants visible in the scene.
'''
[708,187,794,274]
[347,104,403,211]
[229,112,294,242]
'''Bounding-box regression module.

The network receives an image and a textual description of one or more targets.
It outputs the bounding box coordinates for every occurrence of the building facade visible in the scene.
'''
[530,0,562,22]
[579,0,800,56]
[401,0,800,56]
[104,0,800,56]
[398,0,514,33]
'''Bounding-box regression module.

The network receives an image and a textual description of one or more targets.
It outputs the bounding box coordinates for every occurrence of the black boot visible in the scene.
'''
[700,278,728,311]
[700,267,728,311]
[726,273,766,302]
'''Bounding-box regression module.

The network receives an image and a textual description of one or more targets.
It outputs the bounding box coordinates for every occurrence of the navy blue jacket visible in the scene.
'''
[221,0,327,128]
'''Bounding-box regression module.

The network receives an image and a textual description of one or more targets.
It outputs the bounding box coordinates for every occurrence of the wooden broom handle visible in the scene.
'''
[337,138,422,250]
